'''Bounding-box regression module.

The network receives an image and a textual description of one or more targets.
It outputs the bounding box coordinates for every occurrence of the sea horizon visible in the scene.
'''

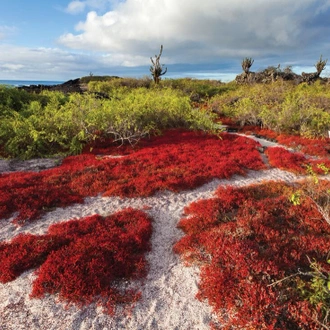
[0,79,65,87]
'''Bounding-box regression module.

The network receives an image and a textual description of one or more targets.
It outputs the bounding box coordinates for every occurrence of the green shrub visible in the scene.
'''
[0,86,42,115]
[88,77,153,95]
[209,80,330,137]
[160,78,236,99]
[84,87,219,146]
[0,87,219,159]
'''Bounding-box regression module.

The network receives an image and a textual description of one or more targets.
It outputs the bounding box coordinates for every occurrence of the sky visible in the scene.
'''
[1,0,330,82]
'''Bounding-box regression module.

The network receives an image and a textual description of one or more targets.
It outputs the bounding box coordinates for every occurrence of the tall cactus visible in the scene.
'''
[150,45,167,84]
[241,57,254,74]
[315,55,327,77]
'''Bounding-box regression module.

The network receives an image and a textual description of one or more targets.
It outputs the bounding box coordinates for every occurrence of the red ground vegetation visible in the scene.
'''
[240,126,330,157]
[0,208,152,314]
[174,181,330,329]
[0,129,265,225]
[265,146,330,174]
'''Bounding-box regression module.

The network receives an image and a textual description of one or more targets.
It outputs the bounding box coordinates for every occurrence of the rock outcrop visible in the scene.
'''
[17,78,87,94]
[17,76,121,94]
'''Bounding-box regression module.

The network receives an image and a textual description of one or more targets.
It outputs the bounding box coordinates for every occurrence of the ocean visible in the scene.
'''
[0,80,64,87]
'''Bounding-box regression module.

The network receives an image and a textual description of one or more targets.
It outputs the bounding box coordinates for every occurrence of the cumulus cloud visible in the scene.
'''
[59,0,330,68]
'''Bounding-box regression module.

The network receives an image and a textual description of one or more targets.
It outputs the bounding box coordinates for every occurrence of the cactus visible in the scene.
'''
[315,55,327,77]
[241,57,254,74]
[150,45,167,84]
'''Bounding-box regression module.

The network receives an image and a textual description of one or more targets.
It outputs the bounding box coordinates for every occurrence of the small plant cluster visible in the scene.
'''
[174,181,330,329]
[0,208,152,314]
[265,146,330,174]
[0,130,265,225]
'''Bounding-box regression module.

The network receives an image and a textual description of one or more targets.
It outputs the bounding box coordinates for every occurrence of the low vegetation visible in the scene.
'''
[0,208,152,314]
[0,85,219,159]
[210,80,330,138]
[0,130,265,225]
[174,181,330,329]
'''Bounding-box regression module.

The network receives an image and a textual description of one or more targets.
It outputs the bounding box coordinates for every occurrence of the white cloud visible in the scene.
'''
[1,0,329,80]
[0,44,111,80]
[59,0,329,67]
[1,63,25,71]
[65,0,119,14]
[66,1,86,14]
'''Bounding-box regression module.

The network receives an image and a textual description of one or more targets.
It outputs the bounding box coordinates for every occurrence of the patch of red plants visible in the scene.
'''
[174,181,330,329]
[0,129,266,225]
[0,208,152,314]
[276,134,330,158]
[240,125,330,157]
[265,146,330,174]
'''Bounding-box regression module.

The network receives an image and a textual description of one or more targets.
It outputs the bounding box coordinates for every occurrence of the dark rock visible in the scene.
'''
[16,76,121,94]
[17,78,86,94]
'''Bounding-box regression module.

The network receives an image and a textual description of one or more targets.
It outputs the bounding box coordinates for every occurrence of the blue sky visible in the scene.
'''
[1,0,330,81]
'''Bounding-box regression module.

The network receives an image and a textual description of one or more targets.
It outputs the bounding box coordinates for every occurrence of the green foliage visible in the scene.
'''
[0,87,219,159]
[209,80,330,137]
[161,78,236,99]
[296,257,330,327]
[287,164,330,326]
[80,75,120,84]
[0,86,42,115]
[88,77,152,94]
[85,87,219,146]
[0,91,75,159]
[289,191,301,206]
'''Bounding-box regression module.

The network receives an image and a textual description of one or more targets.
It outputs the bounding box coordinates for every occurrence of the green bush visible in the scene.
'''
[0,86,43,115]
[88,77,153,95]
[160,78,236,99]
[84,87,219,146]
[0,87,219,159]
[209,80,330,137]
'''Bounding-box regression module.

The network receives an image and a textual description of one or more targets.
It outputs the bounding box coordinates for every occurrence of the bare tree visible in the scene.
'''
[150,45,167,84]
